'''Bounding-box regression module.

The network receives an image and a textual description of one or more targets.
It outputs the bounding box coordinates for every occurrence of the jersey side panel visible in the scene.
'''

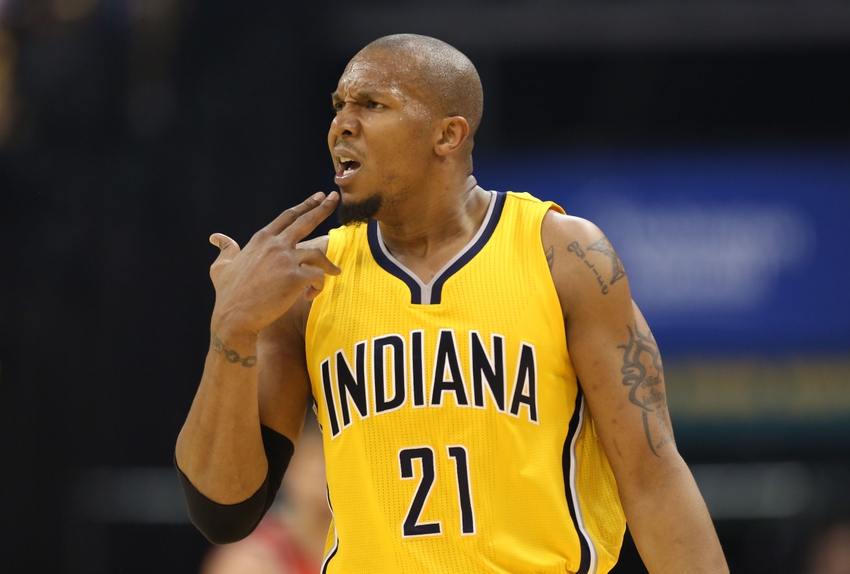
[576,417,627,572]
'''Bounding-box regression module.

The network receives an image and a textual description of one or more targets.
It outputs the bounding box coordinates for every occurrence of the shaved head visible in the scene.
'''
[356,34,484,144]
[329,34,485,224]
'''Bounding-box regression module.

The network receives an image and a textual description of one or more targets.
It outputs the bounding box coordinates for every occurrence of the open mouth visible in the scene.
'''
[336,156,362,178]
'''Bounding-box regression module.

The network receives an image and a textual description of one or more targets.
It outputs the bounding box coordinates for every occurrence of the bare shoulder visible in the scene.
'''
[540,210,631,315]
[297,234,330,253]
[541,210,605,251]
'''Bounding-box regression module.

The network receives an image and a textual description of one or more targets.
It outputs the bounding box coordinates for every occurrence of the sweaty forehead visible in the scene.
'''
[334,50,427,103]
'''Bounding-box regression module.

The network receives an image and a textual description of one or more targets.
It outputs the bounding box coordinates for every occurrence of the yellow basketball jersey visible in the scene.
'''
[305,191,626,574]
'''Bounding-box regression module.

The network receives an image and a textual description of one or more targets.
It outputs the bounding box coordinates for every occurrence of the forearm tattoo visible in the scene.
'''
[210,331,257,368]
[618,324,672,457]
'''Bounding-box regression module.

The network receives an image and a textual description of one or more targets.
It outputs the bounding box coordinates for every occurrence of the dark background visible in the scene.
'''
[1,1,849,572]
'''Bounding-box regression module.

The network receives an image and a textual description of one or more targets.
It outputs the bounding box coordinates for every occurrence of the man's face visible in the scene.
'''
[328,49,436,223]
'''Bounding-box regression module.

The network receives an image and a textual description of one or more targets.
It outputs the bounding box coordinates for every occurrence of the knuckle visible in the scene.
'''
[271,236,292,253]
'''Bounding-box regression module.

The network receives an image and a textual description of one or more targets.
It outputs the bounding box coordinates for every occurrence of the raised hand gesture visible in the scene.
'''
[207,192,340,337]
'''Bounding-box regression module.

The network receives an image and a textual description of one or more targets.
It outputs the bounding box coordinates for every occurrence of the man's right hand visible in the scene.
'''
[208,191,340,337]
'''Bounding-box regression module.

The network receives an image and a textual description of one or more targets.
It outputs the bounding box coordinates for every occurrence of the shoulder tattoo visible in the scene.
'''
[563,235,627,295]
[587,236,626,285]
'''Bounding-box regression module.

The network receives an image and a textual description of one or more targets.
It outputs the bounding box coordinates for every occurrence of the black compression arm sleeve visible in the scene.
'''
[175,424,295,544]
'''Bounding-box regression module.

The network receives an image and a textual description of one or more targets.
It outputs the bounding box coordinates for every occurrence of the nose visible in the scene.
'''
[329,104,360,139]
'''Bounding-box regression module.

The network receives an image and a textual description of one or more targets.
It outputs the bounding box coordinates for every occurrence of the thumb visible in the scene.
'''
[209,233,241,261]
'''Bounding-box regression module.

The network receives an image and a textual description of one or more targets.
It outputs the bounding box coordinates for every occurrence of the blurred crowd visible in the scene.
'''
[200,418,331,574]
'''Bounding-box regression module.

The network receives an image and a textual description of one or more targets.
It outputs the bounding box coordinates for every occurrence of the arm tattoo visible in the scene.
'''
[618,324,672,457]
[567,237,627,295]
[545,245,555,270]
[210,331,258,368]
[567,241,610,294]
[587,236,626,284]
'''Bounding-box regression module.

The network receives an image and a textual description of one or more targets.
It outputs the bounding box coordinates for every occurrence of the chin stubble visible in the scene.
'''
[337,194,383,225]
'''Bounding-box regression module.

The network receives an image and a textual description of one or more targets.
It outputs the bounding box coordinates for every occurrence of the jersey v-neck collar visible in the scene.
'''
[367,191,507,305]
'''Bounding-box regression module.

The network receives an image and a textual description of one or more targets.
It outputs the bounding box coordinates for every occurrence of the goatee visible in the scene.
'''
[337,194,383,225]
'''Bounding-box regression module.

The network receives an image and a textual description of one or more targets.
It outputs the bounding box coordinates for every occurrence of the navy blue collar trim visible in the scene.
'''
[368,221,425,304]
[367,191,507,305]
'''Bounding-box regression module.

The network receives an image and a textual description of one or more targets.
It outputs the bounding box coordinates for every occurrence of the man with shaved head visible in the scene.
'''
[176,34,728,573]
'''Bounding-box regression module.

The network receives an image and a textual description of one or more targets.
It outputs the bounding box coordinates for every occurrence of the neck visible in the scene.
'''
[373,175,491,285]
[377,175,489,260]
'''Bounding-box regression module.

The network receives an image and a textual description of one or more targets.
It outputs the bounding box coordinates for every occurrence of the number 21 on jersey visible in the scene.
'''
[399,445,476,538]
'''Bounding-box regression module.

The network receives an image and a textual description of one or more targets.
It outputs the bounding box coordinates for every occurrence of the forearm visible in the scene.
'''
[176,194,338,539]
[176,328,268,504]
[621,455,728,573]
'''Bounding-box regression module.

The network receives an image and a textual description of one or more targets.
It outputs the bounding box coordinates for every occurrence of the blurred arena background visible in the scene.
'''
[0,0,849,572]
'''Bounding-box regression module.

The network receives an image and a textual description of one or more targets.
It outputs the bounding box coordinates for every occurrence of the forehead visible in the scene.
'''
[333,49,426,102]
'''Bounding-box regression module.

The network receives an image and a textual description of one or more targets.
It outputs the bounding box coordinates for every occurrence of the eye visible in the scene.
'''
[332,101,344,112]
[368,100,385,110]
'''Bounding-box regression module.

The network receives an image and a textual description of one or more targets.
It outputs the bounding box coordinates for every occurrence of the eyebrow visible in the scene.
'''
[330,89,387,102]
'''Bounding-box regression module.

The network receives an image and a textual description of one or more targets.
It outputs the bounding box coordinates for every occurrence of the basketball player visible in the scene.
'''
[175,34,728,573]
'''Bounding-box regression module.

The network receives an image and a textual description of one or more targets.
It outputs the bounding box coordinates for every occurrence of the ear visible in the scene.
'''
[434,116,470,157]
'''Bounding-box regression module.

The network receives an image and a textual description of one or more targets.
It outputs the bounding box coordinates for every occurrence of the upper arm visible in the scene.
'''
[541,211,676,483]
[256,235,330,444]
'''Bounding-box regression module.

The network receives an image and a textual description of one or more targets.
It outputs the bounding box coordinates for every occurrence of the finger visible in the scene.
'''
[300,267,328,301]
[209,233,241,262]
[305,285,322,301]
[298,246,342,276]
[264,192,329,237]
[279,191,339,245]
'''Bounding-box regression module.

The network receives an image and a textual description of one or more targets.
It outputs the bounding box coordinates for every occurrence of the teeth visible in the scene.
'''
[343,167,354,175]
[338,156,354,163]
